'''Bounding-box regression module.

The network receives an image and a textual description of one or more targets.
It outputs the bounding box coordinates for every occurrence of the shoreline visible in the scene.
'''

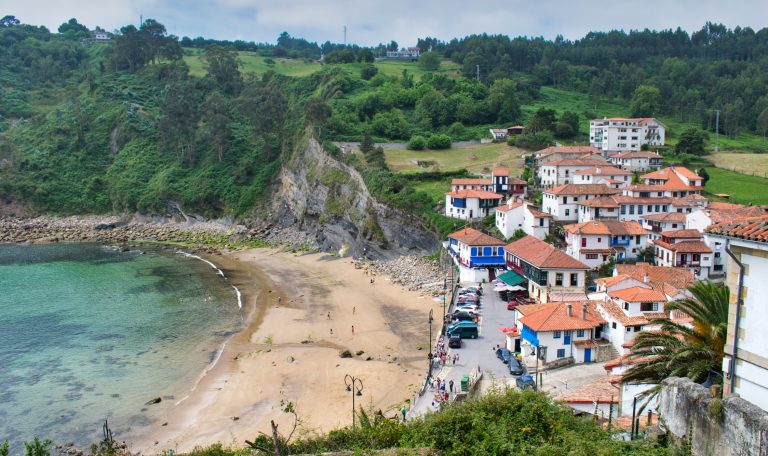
[128,247,437,454]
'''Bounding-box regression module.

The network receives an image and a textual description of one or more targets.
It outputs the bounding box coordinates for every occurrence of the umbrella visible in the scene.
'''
[492,286,508,292]
[507,285,526,292]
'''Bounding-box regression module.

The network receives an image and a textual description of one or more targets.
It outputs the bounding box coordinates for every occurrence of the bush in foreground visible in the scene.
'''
[407,135,427,150]
[427,134,452,150]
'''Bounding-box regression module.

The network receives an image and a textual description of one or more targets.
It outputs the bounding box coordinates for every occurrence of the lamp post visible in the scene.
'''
[442,278,447,325]
[428,308,434,352]
[344,374,363,429]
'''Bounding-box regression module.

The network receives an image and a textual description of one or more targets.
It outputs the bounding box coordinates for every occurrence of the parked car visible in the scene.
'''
[448,334,462,348]
[447,322,478,339]
[461,286,483,295]
[457,295,480,303]
[508,357,525,375]
[451,312,478,323]
[506,302,518,311]
[457,297,480,306]
[516,374,536,390]
[455,305,479,314]
[495,348,512,364]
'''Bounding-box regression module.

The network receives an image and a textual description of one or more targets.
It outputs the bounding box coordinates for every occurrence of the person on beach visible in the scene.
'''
[327,312,331,320]
[352,325,355,335]
[401,405,407,422]
[353,306,356,315]
[330,328,333,335]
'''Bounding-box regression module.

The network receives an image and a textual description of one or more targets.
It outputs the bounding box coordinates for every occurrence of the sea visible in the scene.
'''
[0,243,245,453]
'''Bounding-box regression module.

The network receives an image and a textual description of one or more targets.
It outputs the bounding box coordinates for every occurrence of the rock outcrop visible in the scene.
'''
[273,137,439,260]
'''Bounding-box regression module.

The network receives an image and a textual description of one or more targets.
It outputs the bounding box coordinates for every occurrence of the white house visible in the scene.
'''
[596,287,669,354]
[573,165,632,188]
[603,356,659,417]
[534,145,603,165]
[444,189,503,220]
[494,199,551,240]
[578,195,675,224]
[640,167,703,198]
[590,117,666,153]
[385,47,420,59]
[653,230,713,279]
[640,212,687,244]
[450,178,491,192]
[542,184,621,222]
[707,216,768,411]
[504,236,590,303]
[608,151,663,172]
[446,227,506,283]
[538,158,608,188]
[514,301,609,365]
[564,220,648,269]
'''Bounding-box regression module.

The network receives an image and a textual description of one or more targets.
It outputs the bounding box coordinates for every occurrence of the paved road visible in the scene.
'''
[409,282,520,417]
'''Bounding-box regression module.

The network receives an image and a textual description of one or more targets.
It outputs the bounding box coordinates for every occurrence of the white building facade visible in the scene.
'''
[590,117,666,153]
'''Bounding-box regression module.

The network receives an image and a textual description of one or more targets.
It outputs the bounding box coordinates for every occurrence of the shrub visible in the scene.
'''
[360,64,378,81]
[513,131,555,150]
[264,58,276,65]
[407,135,427,150]
[427,134,452,150]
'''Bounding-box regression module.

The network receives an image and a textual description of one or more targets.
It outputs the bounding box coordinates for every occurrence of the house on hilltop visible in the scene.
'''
[590,117,665,153]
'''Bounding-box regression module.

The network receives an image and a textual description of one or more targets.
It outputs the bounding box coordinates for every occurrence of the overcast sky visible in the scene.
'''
[6,0,768,46]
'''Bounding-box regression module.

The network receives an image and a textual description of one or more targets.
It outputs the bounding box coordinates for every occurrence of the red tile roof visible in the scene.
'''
[615,263,693,290]
[494,202,524,213]
[660,229,702,239]
[448,227,505,246]
[654,239,712,253]
[518,301,605,332]
[608,287,667,302]
[451,178,491,186]
[557,376,615,404]
[610,151,662,159]
[509,177,527,185]
[505,236,590,269]
[446,189,503,199]
[706,215,768,243]
[546,158,609,167]
[702,206,767,225]
[576,196,620,208]
[527,205,552,218]
[492,168,509,176]
[598,299,666,326]
[545,184,622,196]
[573,166,632,176]
[640,212,686,222]
[564,220,646,236]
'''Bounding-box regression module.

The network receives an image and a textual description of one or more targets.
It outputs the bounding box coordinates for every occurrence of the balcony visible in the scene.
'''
[676,261,700,267]
[610,238,631,247]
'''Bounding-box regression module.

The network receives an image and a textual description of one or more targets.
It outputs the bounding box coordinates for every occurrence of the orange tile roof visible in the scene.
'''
[595,274,643,288]
[494,202,524,212]
[505,236,590,269]
[615,263,693,290]
[654,239,712,253]
[577,196,620,208]
[612,195,675,204]
[599,300,663,326]
[610,151,662,159]
[703,206,767,225]
[446,189,503,199]
[546,158,609,167]
[509,177,527,185]
[660,229,702,239]
[518,301,605,332]
[451,178,491,186]
[527,205,552,218]
[706,215,768,243]
[608,287,667,302]
[448,227,505,246]
[545,184,622,196]
[640,212,686,222]
[492,168,509,176]
[557,376,615,404]
[573,166,632,176]
[641,167,702,191]
[564,220,646,236]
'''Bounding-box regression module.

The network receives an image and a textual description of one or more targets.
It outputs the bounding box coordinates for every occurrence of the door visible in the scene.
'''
[584,348,592,363]
[514,338,521,353]
[563,330,571,345]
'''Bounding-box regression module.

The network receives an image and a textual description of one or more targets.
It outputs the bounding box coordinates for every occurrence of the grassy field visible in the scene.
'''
[183,48,460,80]
[384,142,527,174]
[707,152,768,177]
[704,167,768,205]
[410,178,452,202]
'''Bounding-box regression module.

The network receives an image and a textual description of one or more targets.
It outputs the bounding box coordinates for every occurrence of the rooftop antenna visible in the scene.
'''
[139,14,143,27]
[344,25,347,46]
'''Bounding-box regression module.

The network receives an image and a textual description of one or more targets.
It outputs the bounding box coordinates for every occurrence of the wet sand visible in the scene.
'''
[131,248,437,453]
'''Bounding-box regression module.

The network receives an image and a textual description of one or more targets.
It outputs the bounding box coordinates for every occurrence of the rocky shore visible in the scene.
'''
[367,255,451,296]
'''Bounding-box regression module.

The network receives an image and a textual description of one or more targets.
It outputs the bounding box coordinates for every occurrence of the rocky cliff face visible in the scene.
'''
[271,137,439,260]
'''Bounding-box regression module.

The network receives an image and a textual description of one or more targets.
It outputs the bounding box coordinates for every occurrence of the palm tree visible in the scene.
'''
[621,280,730,404]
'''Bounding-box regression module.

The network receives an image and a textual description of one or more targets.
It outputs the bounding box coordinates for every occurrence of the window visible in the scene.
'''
[576,329,585,337]
[612,322,617,329]
[556,273,563,286]
[647,205,653,212]
[597,237,602,243]
[627,327,632,332]
[570,273,578,286]
[621,205,626,215]
[539,218,544,227]
[640,302,659,312]
[638,205,644,215]
[563,197,568,204]
[565,209,570,217]
[553,331,562,339]
[624,302,629,310]
[635,235,641,244]
[630,205,635,215]
[634,325,642,331]
[581,238,587,247]
[557,349,566,358]
[586,253,598,259]
[672,223,678,228]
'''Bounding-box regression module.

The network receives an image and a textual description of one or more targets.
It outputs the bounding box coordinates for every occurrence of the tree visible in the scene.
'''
[407,135,426,150]
[359,132,375,155]
[0,15,20,27]
[487,78,520,123]
[364,145,387,168]
[201,91,231,162]
[358,48,374,63]
[560,111,579,132]
[623,280,729,406]
[554,122,575,139]
[427,134,452,149]
[360,64,378,80]
[526,108,556,134]
[418,51,441,71]
[58,18,88,38]
[629,85,662,117]
[757,107,768,138]
[698,167,710,186]
[674,127,707,156]
[203,45,243,95]
[512,131,554,150]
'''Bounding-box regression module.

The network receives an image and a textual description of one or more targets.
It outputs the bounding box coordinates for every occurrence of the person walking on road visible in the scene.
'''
[401,405,407,422]
[449,379,454,393]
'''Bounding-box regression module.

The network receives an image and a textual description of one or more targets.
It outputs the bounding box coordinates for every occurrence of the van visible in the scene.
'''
[448,323,478,339]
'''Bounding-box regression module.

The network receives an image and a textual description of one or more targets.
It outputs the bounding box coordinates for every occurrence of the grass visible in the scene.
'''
[707,152,768,177]
[704,167,768,205]
[183,48,460,80]
[384,142,527,174]
[410,179,452,203]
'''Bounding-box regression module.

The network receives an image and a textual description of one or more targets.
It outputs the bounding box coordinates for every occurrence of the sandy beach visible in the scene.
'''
[131,248,437,453]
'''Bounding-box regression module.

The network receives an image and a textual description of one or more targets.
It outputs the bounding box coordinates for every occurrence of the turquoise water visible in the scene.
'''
[0,244,244,452]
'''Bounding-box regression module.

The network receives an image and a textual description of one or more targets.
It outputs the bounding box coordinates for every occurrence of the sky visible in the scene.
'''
[5,0,768,46]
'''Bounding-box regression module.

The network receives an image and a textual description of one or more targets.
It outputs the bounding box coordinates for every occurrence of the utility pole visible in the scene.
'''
[476,64,480,82]
[713,109,721,152]
[344,26,347,46]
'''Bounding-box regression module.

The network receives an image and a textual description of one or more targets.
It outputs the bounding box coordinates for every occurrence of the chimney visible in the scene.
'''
[643,274,649,283]
[566,304,572,317]
[581,304,588,320]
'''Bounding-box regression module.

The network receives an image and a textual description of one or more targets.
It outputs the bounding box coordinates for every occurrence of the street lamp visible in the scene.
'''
[344,374,363,429]
[442,278,447,324]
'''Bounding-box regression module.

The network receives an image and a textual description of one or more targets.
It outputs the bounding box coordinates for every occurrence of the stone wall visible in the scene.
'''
[659,377,768,455]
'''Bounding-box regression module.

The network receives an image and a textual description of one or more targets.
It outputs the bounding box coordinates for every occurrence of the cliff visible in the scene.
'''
[271,137,439,259]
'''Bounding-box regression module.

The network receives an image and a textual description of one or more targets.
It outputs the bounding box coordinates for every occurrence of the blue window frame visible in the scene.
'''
[557,349,566,358]
[621,205,626,215]
[577,329,585,337]
[553,330,561,339]
[629,205,635,215]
